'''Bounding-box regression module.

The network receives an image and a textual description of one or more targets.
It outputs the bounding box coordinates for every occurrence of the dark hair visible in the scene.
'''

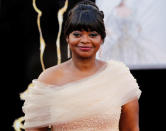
[64,0,106,40]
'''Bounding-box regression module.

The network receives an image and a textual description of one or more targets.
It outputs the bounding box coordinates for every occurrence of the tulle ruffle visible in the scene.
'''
[22,60,141,129]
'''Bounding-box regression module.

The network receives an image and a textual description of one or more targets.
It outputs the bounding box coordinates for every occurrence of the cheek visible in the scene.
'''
[68,40,80,50]
[69,40,77,47]
[68,37,79,46]
[93,36,103,45]
[93,39,103,46]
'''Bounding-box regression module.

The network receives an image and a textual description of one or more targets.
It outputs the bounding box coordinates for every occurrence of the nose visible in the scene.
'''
[80,34,90,43]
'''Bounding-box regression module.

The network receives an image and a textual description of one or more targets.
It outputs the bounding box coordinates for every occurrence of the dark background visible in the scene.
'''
[1,0,165,130]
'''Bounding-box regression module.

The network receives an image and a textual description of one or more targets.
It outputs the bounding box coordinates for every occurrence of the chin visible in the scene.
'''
[77,53,96,59]
[71,48,97,59]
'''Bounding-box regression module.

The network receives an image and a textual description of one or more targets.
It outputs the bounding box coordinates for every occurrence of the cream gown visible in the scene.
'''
[22,60,141,131]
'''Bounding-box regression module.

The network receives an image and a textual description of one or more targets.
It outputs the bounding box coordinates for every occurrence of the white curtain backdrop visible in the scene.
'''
[96,0,166,69]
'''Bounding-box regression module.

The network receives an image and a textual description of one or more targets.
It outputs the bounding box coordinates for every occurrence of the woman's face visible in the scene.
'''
[66,30,103,58]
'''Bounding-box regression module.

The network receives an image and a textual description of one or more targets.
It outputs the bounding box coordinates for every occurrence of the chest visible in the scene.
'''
[54,70,96,86]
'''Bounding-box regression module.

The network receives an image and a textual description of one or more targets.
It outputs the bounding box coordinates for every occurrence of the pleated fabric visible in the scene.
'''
[22,60,141,130]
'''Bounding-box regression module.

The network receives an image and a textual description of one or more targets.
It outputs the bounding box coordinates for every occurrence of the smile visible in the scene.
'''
[78,46,93,51]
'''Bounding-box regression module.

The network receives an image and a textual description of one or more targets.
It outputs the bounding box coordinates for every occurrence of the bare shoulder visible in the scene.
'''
[38,61,69,85]
[37,65,58,84]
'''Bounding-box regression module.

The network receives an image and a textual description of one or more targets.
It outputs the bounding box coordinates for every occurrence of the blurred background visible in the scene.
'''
[1,0,165,130]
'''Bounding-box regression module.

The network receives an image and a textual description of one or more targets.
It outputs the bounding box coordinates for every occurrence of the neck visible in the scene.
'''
[69,55,98,72]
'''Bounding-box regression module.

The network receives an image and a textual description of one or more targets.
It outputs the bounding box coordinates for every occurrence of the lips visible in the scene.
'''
[78,46,93,51]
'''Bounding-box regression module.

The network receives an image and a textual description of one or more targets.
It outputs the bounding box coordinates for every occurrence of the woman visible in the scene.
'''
[23,1,141,131]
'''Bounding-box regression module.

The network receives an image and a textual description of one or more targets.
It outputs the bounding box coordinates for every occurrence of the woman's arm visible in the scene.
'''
[25,127,48,131]
[119,99,140,131]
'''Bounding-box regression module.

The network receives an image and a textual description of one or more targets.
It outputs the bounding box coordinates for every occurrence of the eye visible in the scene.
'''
[89,32,98,38]
[72,32,81,37]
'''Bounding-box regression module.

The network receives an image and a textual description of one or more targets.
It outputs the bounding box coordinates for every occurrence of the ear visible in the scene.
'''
[101,39,104,45]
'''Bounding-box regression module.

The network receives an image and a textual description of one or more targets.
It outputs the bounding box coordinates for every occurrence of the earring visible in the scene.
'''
[67,44,71,58]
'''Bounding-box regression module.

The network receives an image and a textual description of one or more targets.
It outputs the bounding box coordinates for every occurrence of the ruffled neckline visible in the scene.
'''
[32,60,111,89]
